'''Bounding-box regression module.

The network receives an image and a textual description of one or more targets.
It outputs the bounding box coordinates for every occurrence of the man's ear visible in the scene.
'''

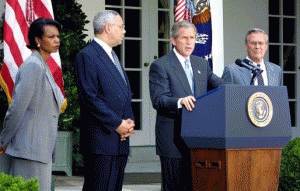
[104,24,111,34]
[171,36,176,47]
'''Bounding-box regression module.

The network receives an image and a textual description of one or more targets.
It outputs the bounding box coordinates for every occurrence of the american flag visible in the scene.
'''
[174,0,193,23]
[0,0,67,111]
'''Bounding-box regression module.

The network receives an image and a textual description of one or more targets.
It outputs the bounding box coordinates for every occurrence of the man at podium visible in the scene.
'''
[222,28,282,86]
[149,21,224,191]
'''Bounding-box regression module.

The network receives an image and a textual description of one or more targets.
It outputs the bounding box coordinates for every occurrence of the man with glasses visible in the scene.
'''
[222,28,282,86]
[74,10,135,191]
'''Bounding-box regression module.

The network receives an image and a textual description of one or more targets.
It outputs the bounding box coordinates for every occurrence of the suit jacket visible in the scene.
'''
[0,51,60,163]
[74,40,134,155]
[149,50,224,158]
[222,60,282,85]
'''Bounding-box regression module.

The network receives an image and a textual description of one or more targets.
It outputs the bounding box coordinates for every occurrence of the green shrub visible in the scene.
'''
[279,137,300,190]
[0,172,39,191]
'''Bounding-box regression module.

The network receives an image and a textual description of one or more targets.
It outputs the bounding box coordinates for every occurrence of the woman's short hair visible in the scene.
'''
[93,10,119,35]
[171,20,197,38]
[27,18,61,50]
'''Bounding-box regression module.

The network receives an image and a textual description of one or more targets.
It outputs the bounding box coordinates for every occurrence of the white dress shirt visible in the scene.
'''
[94,37,114,63]
[173,48,194,108]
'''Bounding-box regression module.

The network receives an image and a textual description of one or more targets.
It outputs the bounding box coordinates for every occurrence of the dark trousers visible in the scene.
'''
[82,154,128,191]
[160,156,192,191]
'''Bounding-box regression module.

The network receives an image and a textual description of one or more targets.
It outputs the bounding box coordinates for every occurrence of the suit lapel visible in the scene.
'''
[239,66,252,85]
[33,51,61,110]
[169,51,193,96]
[91,41,129,95]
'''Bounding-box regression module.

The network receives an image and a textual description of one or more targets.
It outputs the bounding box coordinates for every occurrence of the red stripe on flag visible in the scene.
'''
[33,0,52,18]
[3,21,24,67]
[175,0,186,22]
[0,62,15,99]
[47,57,66,97]
[7,0,29,43]
[1,0,67,111]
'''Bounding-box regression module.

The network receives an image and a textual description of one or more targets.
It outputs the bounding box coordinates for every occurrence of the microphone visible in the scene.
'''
[243,59,259,70]
[242,59,264,77]
[236,59,264,85]
[235,59,255,71]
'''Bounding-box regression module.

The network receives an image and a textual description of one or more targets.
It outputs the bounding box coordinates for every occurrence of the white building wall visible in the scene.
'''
[75,0,105,41]
[223,0,269,65]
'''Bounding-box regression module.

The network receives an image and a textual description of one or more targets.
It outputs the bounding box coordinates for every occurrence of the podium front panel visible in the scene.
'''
[181,85,292,149]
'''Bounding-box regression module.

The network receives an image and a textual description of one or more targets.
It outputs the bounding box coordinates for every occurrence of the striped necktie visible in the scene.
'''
[257,64,264,86]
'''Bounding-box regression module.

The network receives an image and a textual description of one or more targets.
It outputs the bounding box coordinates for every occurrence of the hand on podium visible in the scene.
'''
[180,96,196,111]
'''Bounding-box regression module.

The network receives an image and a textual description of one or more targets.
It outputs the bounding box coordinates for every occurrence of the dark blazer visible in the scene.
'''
[149,50,223,158]
[74,40,134,155]
[222,60,282,85]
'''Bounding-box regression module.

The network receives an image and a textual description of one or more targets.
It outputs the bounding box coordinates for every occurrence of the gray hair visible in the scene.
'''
[93,10,120,35]
[245,28,269,44]
[171,21,197,38]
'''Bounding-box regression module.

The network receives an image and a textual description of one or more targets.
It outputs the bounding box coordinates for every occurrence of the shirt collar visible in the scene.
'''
[94,37,112,55]
[173,48,190,63]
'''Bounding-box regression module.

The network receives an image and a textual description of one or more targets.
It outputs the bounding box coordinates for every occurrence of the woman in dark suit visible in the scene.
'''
[0,18,62,191]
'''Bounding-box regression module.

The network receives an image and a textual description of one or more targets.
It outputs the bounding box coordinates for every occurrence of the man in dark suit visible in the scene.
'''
[222,28,282,85]
[149,20,224,191]
[74,10,135,191]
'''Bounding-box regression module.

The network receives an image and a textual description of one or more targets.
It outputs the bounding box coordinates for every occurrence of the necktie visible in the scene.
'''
[257,64,264,86]
[111,50,127,84]
[184,59,194,94]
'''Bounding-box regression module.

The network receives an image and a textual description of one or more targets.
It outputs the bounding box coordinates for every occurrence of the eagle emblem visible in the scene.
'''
[192,0,211,25]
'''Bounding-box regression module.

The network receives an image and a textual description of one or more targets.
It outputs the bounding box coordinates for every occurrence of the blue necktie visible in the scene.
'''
[184,59,194,94]
[111,50,127,84]
[257,64,264,86]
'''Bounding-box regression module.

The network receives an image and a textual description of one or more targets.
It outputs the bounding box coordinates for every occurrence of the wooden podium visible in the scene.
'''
[181,85,292,191]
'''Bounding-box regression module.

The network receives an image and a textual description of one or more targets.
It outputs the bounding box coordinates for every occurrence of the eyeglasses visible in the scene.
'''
[248,41,267,46]
[110,24,125,30]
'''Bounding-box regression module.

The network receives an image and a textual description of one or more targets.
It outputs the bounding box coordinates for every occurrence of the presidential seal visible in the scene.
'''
[247,92,273,127]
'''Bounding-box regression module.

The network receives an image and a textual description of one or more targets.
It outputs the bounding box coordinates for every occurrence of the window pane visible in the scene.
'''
[131,102,141,130]
[269,17,280,43]
[283,46,296,71]
[105,0,121,6]
[283,18,295,43]
[125,40,141,68]
[105,8,122,16]
[269,45,280,66]
[158,41,170,58]
[289,101,296,127]
[126,71,141,99]
[283,74,295,99]
[283,0,296,16]
[125,9,141,37]
[269,0,280,15]
[125,0,141,7]
[158,11,170,39]
[159,0,169,8]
